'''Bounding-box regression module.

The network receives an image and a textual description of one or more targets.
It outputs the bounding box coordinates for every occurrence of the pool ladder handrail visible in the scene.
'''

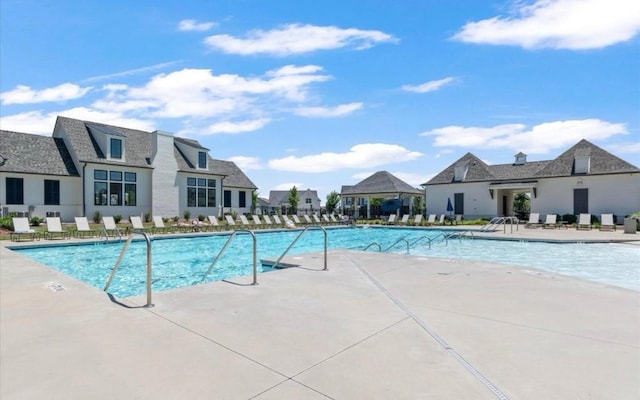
[201,229,258,284]
[104,230,154,308]
[363,242,382,251]
[271,226,328,271]
[384,237,410,253]
[480,216,519,233]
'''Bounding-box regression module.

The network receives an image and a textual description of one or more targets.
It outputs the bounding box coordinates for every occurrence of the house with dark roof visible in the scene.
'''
[340,171,423,218]
[268,188,321,215]
[0,116,257,221]
[423,139,639,221]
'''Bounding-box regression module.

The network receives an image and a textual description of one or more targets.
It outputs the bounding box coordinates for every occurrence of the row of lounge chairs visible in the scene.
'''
[525,213,616,231]
[8,213,351,241]
[386,214,460,226]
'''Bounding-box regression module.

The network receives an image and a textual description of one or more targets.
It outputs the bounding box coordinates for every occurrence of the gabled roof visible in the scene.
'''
[425,139,639,185]
[212,159,257,189]
[55,116,153,168]
[533,139,639,177]
[341,171,422,196]
[0,130,79,176]
[269,190,291,205]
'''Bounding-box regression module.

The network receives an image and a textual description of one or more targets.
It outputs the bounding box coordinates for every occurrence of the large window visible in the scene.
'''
[187,177,216,207]
[239,191,246,208]
[44,180,60,205]
[110,138,122,159]
[6,177,23,204]
[94,169,136,206]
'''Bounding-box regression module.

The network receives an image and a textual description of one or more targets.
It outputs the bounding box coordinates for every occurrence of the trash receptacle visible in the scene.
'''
[623,218,637,234]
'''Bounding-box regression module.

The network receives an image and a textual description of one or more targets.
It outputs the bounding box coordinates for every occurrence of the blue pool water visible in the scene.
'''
[13,227,640,297]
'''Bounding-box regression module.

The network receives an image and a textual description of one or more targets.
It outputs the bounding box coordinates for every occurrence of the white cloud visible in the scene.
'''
[1,83,92,105]
[81,61,182,83]
[402,77,456,93]
[227,156,262,170]
[421,119,628,153]
[178,19,216,32]
[268,143,423,173]
[605,141,640,156]
[274,182,304,190]
[0,108,155,135]
[293,102,363,117]
[204,23,398,56]
[206,118,271,135]
[452,0,640,50]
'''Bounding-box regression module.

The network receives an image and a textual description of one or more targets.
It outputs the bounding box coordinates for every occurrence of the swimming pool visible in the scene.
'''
[13,227,640,297]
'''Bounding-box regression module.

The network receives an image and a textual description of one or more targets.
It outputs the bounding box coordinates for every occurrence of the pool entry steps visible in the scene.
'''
[364,230,475,254]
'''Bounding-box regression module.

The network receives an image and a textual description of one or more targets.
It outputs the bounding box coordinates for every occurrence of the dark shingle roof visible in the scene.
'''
[425,139,639,185]
[269,190,290,205]
[341,171,422,196]
[533,139,639,177]
[56,116,153,168]
[212,159,257,189]
[0,130,79,176]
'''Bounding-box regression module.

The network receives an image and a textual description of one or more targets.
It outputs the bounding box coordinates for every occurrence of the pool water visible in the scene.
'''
[13,227,640,297]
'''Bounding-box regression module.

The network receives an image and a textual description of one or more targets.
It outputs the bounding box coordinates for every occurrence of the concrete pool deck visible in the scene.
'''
[1,227,639,399]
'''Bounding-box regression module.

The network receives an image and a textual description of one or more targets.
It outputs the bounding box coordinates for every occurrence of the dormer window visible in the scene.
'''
[514,152,527,165]
[454,165,468,182]
[110,138,122,160]
[198,151,207,169]
[574,156,590,174]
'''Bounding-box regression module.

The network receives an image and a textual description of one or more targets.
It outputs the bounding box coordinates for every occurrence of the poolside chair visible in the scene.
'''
[414,214,423,225]
[45,217,69,240]
[425,214,436,225]
[322,214,332,224]
[101,216,122,238]
[386,214,397,225]
[329,214,339,224]
[577,213,592,230]
[152,216,173,234]
[130,216,153,233]
[74,217,99,238]
[312,214,321,224]
[262,214,275,227]
[525,213,540,228]
[599,214,615,231]
[399,214,410,224]
[438,214,445,225]
[239,215,251,226]
[303,215,312,224]
[542,214,557,229]
[225,215,236,227]
[292,215,302,225]
[207,215,222,231]
[252,215,263,227]
[272,215,283,226]
[10,217,39,242]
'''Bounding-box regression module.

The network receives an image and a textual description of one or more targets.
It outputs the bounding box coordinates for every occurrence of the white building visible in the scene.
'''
[0,116,257,221]
[423,139,640,223]
[268,189,321,216]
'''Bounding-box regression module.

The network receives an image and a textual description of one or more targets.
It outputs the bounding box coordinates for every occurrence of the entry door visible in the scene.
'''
[454,193,464,215]
[573,188,588,214]
[502,195,508,216]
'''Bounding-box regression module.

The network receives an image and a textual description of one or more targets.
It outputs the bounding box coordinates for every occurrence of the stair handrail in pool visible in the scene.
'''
[104,231,154,308]
[270,226,328,271]
[201,229,258,285]
[363,242,382,251]
[384,237,410,253]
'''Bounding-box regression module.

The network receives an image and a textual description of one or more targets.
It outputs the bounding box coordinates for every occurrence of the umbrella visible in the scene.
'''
[381,198,402,213]
[446,197,453,217]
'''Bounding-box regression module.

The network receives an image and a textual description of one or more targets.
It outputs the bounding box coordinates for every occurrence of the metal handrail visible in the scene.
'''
[104,231,153,308]
[384,237,409,253]
[201,229,257,284]
[271,226,328,271]
[409,235,434,249]
[480,216,519,233]
[363,242,382,251]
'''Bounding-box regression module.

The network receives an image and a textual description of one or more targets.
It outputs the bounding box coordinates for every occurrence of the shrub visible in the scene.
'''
[172,216,179,223]
[30,216,43,226]
[183,210,191,220]
[0,216,13,230]
[198,214,205,221]
[92,211,102,224]
[113,214,122,224]
[561,214,577,224]
[143,212,152,223]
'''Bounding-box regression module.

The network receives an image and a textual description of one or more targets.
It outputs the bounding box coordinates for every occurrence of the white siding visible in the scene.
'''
[151,131,180,218]
[425,182,496,219]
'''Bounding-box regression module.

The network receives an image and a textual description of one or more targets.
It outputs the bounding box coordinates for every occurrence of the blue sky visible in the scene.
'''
[1,0,639,203]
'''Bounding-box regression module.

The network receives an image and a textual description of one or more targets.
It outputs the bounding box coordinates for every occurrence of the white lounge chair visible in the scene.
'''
[386,214,397,225]
[45,217,69,239]
[438,214,445,225]
[414,214,423,225]
[525,213,540,228]
[577,213,592,230]
[225,215,236,227]
[542,214,557,229]
[272,215,283,225]
[399,214,410,224]
[263,215,275,227]
[425,214,436,225]
[130,216,152,233]
[239,215,251,226]
[252,215,263,227]
[303,215,312,224]
[74,216,99,238]
[312,215,321,224]
[10,217,38,241]
[207,215,222,231]
[329,214,339,223]
[599,214,615,231]
[152,216,173,234]
[102,216,122,238]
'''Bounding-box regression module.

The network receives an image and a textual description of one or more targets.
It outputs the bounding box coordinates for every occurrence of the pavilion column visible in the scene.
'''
[366,196,370,219]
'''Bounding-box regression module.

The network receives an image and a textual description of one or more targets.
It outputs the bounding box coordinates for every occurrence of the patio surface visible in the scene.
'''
[1,226,639,399]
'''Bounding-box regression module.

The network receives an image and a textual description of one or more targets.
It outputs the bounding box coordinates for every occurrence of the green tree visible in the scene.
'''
[370,198,382,206]
[513,193,530,213]
[288,186,299,215]
[412,195,424,216]
[251,191,259,214]
[325,190,340,213]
